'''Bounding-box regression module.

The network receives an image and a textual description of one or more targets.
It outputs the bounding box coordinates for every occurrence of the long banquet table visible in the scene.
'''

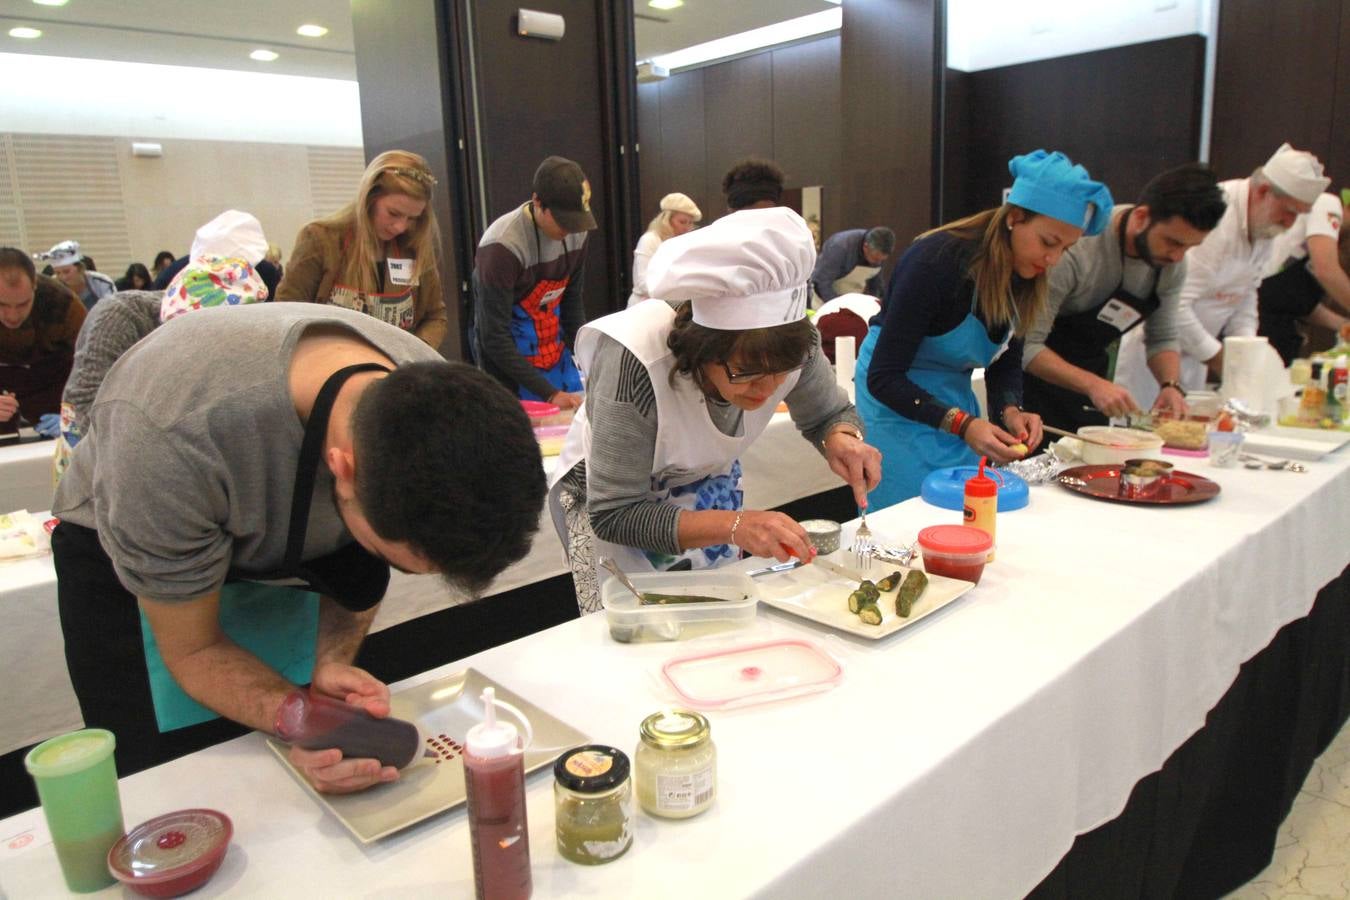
[2,442,1347,897]
[0,411,845,758]
[0,434,56,514]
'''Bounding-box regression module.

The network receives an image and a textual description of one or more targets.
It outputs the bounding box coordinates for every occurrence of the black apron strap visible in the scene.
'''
[284,362,390,573]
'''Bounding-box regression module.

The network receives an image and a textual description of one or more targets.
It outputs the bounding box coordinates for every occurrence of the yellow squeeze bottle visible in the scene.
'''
[962,456,999,563]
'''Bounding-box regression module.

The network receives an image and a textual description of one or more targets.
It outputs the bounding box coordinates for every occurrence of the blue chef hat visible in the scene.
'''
[1007,150,1114,237]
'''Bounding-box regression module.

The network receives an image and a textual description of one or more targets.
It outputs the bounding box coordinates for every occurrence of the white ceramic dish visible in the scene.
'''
[754,552,975,640]
[266,668,587,843]
[1244,424,1350,460]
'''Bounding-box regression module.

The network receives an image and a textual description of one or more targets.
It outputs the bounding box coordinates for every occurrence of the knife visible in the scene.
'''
[746,559,804,578]
[810,555,865,582]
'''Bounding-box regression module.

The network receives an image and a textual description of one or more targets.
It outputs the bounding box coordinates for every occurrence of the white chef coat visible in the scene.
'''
[1263,192,1343,276]
[1116,178,1277,399]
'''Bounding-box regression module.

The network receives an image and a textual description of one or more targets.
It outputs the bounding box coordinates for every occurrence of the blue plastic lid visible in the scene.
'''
[921,466,1030,512]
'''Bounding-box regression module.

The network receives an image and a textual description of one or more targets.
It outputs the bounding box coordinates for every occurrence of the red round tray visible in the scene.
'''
[1056,464,1221,506]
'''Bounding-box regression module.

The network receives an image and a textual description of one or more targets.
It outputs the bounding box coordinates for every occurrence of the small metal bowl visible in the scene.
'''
[1119,459,1172,498]
[799,519,841,555]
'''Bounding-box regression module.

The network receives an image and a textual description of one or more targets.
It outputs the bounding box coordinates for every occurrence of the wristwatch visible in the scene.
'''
[1158,380,1183,394]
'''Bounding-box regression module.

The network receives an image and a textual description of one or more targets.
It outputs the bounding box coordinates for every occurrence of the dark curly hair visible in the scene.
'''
[722,157,786,210]
[666,302,816,394]
[350,361,546,595]
[1137,162,1227,231]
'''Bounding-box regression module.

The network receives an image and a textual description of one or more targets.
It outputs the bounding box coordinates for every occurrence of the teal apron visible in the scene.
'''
[855,298,1009,509]
[141,362,392,732]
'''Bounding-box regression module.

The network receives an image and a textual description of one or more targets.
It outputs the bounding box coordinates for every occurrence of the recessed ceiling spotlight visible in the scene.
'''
[249,49,279,62]
[9,26,42,39]
[296,24,328,38]
[32,0,69,6]
[648,0,683,9]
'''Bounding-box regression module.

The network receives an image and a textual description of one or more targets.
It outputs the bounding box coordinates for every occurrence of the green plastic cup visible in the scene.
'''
[24,728,125,892]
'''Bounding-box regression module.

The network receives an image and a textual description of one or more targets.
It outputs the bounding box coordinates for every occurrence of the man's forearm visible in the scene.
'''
[316,598,380,668]
[1024,347,1100,395]
[1146,349,1181,386]
[162,636,298,733]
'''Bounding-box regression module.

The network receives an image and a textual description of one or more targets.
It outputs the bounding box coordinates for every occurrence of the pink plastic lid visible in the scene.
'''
[661,638,842,710]
[520,400,561,418]
[918,524,992,555]
[108,808,232,891]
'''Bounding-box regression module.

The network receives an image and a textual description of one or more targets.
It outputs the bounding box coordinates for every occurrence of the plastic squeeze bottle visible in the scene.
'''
[274,689,432,769]
[962,456,998,563]
[1330,355,1348,425]
[464,687,532,900]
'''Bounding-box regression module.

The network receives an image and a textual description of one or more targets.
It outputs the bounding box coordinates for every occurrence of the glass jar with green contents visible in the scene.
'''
[635,709,716,819]
[553,745,633,865]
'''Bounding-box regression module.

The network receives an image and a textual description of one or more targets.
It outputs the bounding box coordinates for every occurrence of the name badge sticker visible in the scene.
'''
[1097,298,1142,332]
[387,258,414,286]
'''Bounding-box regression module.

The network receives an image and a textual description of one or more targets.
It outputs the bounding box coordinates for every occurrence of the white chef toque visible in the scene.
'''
[646,206,816,331]
[1262,143,1330,205]
[189,209,268,265]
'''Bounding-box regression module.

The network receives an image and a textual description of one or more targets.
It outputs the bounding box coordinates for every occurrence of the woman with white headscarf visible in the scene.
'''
[627,192,702,307]
[552,207,882,612]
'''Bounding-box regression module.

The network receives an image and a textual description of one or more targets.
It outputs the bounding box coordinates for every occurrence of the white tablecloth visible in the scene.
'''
[0,436,55,515]
[3,445,1347,898]
[0,413,841,755]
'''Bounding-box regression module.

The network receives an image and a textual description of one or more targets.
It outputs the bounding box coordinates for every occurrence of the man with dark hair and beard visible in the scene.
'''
[1020,163,1227,430]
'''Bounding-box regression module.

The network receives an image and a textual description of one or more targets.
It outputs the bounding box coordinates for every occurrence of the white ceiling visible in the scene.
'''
[0,0,840,82]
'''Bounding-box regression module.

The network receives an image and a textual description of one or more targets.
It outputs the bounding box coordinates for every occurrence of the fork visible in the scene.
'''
[851,507,875,571]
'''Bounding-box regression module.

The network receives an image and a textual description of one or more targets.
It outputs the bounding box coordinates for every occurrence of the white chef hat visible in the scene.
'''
[1262,143,1330,205]
[38,240,82,268]
[189,209,268,265]
[659,192,702,221]
[646,206,815,331]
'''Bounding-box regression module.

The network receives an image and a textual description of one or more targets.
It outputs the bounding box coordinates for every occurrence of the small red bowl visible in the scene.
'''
[108,808,232,898]
[917,524,992,584]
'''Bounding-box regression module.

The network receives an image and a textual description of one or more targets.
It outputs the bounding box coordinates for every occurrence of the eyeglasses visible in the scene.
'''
[720,358,807,385]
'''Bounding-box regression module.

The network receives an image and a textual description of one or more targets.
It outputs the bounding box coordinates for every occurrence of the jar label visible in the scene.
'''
[565,750,613,778]
[655,767,714,812]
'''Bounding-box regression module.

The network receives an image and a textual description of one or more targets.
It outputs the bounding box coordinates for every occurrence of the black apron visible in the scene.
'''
[141,362,394,731]
[1258,261,1322,365]
[1022,216,1163,431]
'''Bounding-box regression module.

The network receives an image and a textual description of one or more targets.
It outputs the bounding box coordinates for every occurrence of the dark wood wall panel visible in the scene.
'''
[951,36,1204,220]
[773,36,843,235]
[1335,5,1350,184]
[841,0,938,251]
[701,53,775,218]
[636,80,664,229]
[471,0,617,317]
[1210,0,1342,180]
[655,68,708,220]
[940,67,970,223]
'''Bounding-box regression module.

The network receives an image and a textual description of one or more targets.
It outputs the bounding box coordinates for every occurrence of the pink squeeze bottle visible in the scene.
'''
[463,687,532,900]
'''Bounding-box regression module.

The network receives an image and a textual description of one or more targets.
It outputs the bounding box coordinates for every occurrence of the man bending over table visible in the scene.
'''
[0,248,85,437]
[53,304,546,792]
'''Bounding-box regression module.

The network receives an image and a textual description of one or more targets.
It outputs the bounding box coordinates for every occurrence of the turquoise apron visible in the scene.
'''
[855,300,1009,509]
[140,362,392,732]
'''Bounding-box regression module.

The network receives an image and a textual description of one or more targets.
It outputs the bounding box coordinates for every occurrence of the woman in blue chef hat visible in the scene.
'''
[855,149,1114,508]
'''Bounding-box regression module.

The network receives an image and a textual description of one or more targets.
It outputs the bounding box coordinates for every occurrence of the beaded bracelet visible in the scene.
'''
[728,510,745,546]
[940,407,960,433]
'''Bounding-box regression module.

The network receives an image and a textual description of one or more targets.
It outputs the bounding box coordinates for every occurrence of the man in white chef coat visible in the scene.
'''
[1116,143,1330,404]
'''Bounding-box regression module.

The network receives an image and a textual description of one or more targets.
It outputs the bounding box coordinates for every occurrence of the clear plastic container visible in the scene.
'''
[107,809,232,898]
[600,570,757,643]
[917,524,992,584]
[520,400,574,427]
[660,638,842,710]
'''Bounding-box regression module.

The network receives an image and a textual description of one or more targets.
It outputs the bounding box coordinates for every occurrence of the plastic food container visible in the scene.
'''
[800,519,841,554]
[600,571,756,643]
[660,638,842,710]
[917,524,993,584]
[520,399,573,427]
[1076,426,1164,466]
[107,809,232,898]
[534,424,570,457]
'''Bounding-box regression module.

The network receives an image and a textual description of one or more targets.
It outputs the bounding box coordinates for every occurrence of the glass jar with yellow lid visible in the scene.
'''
[634,709,716,819]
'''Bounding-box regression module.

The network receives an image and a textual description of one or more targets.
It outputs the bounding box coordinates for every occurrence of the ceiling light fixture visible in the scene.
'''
[651,9,841,72]
[648,0,684,10]
[9,26,42,39]
[32,0,69,6]
[296,24,329,38]
[249,49,279,62]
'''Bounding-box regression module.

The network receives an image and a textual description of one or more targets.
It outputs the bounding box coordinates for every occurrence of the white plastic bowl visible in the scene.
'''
[1076,426,1164,466]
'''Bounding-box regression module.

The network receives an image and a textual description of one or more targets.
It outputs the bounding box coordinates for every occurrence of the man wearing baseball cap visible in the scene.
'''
[472,155,597,408]
[1116,143,1329,401]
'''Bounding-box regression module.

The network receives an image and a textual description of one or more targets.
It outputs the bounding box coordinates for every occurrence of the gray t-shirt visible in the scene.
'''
[54,303,439,601]
[62,290,162,432]
[1025,205,1185,366]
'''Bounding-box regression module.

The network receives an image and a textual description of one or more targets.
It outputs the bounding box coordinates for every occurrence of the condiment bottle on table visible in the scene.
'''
[464,687,533,900]
[274,688,430,769]
[962,456,999,562]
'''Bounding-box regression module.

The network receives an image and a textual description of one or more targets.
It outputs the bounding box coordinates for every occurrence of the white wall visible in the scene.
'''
[947,0,1215,72]
[0,53,362,147]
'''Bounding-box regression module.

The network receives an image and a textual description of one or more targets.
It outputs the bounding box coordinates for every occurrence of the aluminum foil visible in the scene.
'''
[1221,398,1270,431]
[996,450,1069,485]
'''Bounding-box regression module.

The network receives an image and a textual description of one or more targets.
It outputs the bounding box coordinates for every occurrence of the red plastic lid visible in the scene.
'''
[964,457,1000,497]
[108,809,232,888]
[520,400,560,417]
[918,524,993,554]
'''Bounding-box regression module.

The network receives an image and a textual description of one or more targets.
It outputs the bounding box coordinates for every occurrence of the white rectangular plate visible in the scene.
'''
[1243,424,1350,461]
[266,668,588,843]
[755,558,976,639]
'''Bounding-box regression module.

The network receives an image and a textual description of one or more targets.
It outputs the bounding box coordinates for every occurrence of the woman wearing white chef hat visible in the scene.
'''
[549,206,882,612]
